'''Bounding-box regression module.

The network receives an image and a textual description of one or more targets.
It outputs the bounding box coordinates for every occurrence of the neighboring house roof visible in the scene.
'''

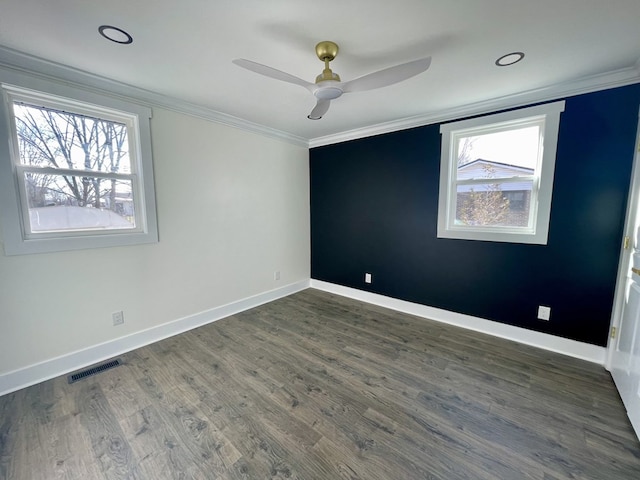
[457,159,534,193]
[458,158,534,175]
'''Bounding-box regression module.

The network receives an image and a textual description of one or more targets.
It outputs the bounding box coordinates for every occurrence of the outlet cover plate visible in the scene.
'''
[537,306,551,321]
[112,311,124,326]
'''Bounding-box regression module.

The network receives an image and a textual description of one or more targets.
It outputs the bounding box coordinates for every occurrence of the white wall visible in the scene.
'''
[0,106,309,377]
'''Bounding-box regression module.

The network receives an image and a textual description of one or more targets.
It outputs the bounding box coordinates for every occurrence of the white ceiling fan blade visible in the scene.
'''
[233,59,314,89]
[308,99,331,120]
[341,57,432,93]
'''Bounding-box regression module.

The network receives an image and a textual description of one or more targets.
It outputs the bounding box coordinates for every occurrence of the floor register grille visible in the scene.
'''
[67,358,122,384]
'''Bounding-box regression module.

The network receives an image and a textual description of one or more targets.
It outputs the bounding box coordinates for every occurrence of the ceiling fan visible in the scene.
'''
[233,41,432,120]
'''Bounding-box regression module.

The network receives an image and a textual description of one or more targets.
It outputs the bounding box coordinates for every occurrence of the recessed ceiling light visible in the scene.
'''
[98,25,133,45]
[495,52,524,67]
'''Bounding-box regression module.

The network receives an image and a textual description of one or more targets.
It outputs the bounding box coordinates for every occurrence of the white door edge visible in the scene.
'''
[606,107,640,371]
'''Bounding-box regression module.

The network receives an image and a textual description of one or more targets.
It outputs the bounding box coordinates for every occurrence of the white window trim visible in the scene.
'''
[437,101,565,244]
[0,68,158,255]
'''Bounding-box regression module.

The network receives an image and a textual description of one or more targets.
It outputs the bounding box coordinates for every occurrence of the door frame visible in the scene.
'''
[606,107,640,370]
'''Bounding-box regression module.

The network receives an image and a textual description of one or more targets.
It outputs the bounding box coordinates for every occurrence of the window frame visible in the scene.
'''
[437,101,565,244]
[0,70,158,255]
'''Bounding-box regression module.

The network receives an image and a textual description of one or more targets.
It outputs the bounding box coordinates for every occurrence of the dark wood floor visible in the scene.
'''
[1,289,639,479]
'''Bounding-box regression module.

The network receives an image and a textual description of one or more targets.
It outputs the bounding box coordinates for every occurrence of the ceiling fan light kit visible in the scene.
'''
[233,41,431,120]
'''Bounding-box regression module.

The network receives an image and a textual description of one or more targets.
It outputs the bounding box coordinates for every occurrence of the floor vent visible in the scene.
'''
[67,358,122,384]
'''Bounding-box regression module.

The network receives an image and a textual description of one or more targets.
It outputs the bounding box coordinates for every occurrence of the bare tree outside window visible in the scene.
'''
[457,164,510,226]
[457,136,477,167]
[13,102,136,231]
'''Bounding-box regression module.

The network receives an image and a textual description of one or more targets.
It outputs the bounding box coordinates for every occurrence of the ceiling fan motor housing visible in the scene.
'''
[314,82,343,100]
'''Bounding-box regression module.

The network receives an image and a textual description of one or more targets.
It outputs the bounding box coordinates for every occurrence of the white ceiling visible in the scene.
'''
[1,0,640,145]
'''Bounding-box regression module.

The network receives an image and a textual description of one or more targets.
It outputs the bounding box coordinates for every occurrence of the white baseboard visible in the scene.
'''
[0,280,310,397]
[1,278,606,397]
[311,280,607,365]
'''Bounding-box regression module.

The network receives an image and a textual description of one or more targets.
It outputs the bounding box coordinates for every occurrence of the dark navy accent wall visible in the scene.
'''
[310,84,640,346]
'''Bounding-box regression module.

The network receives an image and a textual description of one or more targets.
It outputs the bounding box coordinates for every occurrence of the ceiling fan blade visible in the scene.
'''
[308,99,331,120]
[233,59,314,89]
[341,57,432,93]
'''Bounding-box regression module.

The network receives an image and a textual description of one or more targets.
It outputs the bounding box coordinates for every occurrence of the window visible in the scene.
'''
[437,101,564,244]
[503,191,526,212]
[0,74,158,255]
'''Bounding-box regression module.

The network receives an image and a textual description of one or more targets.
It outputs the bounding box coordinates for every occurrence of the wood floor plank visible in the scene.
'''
[75,381,141,479]
[0,390,20,480]
[40,413,105,480]
[1,288,639,479]
[119,402,215,480]
[232,312,556,478]
[99,363,152,421]
[135,331,341,480]
[172,338,346,479]
[207,314,548,479]
[131,366,240,478]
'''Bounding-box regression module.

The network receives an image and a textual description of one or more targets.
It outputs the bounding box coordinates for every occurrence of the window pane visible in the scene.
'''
[455,180,533,227]
[13,102,131,173]
[438,101,564,244]
[457,125,540,173]
[24,172,135,232]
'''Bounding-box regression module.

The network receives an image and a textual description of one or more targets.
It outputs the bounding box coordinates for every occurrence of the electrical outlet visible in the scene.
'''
[365,273,372,284]
[274,271,281,281]
[112,311,125,326]
[537,306,551,321]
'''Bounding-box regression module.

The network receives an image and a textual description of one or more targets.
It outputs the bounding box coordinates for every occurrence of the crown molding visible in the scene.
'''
[3,45,639,151]
[0,46,308,147]
[309,62,640,148]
